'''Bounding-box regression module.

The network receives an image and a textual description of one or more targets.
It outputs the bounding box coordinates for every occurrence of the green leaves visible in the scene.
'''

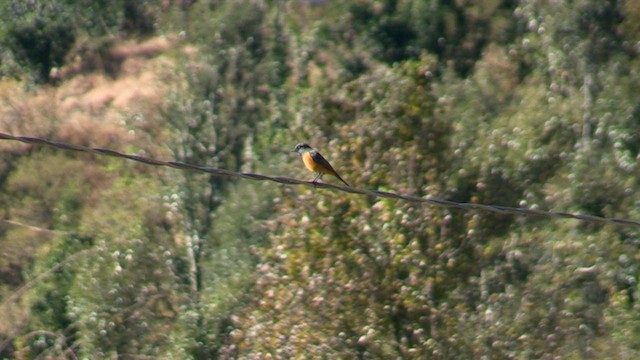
[2,0,640,358]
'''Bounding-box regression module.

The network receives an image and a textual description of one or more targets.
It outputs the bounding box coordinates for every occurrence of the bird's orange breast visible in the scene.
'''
[302,152,331,174]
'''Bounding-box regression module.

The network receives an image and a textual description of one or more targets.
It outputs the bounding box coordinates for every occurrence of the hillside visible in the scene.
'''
[1,1,640,359]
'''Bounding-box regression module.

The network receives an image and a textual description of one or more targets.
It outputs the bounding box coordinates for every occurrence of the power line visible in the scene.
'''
[0,218,68,236]
[1,131,639,228]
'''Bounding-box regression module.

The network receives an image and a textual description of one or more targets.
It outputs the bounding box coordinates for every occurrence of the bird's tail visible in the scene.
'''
[334,172,349,187]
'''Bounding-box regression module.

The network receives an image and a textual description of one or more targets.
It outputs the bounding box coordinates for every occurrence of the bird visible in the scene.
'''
[292,143,350,186]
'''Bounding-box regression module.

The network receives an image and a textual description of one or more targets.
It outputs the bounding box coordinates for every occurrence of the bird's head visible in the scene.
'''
[292,143,312,154]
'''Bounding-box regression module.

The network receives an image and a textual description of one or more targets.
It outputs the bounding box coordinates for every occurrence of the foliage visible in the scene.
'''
[0,0,159,82]
[1,0,640,359]
[0,1,75,82]
[67,178,180,358]
[16,234,93,359]
[158,1,291,357]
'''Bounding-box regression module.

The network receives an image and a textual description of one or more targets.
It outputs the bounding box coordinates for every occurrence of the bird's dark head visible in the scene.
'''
[292,143,312,154]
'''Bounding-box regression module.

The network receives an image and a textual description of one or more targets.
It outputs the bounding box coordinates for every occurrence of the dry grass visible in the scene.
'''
[0,37,177,152]
[110,36,171,60]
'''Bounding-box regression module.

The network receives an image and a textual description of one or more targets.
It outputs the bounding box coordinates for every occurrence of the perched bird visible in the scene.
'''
[292,143,349,186]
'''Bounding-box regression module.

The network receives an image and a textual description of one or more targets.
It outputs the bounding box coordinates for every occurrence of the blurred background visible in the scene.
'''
[1,0,640,358]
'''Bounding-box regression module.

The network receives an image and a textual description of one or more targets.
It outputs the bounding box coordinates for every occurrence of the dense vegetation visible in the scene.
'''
[1,0,640,358]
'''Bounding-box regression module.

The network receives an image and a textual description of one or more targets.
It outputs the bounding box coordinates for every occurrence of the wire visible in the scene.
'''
[0,218,68,236]
[1,131,639,228]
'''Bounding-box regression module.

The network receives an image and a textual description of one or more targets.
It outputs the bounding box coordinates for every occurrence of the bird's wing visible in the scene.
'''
[311,150,336,173]
[312,150,350,186]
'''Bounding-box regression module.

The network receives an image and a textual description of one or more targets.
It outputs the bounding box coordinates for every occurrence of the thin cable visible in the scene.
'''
[1,131,639,228]
[0,218,68,236]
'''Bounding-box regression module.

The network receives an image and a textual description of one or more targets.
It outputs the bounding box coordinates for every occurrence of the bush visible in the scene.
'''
[1,2,75,82]
[0,0,159,82]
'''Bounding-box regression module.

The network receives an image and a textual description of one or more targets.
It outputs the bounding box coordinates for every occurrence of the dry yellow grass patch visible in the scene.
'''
[0,37,177,152]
